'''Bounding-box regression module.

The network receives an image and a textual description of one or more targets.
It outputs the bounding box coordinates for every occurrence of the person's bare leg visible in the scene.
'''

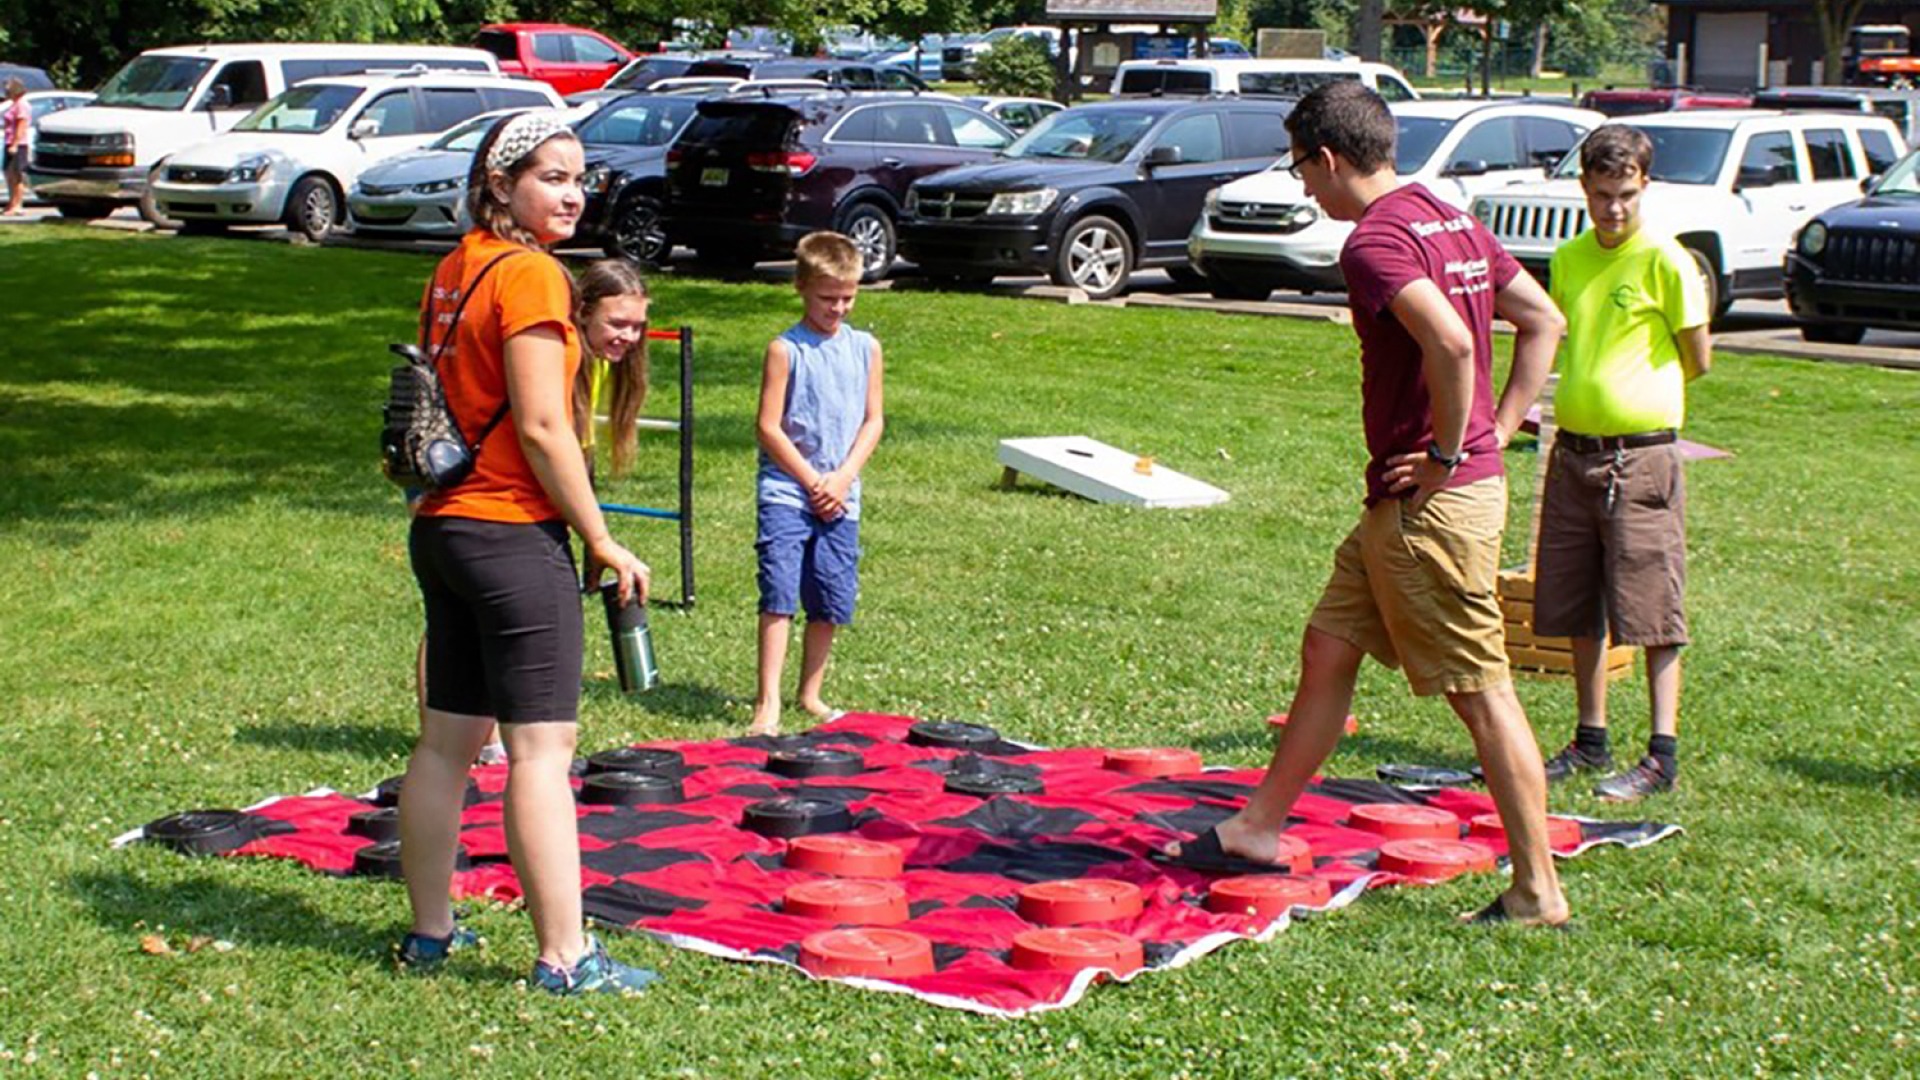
[1645,645,1680,739]
[749,613,791,735]
[796,620,838,720]
[1169,626,1364,862]
[400,708,494,938]
[1569,635,1610,731]
[499,720,587,968]
[1449,683,1569,925]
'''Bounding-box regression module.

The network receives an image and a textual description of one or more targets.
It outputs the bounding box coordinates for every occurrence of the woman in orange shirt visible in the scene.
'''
[396,112,657,994]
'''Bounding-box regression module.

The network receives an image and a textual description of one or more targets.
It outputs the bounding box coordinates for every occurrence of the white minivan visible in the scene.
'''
[150,71,562,240]
[1114,58,1420,103]
[29,43,496,222]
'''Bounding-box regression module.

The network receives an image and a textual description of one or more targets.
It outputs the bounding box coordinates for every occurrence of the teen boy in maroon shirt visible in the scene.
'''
[1167,82,1572,927]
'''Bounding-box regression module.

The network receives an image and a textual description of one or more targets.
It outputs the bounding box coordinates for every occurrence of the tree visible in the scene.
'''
[974,33,1053,97]
[1814,0,1873,85]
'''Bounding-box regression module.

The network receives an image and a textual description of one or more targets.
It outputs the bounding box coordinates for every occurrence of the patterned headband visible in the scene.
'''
[485,111,574,173]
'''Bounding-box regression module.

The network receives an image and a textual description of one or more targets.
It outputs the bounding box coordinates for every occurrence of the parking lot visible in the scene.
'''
[6,203,1916,370]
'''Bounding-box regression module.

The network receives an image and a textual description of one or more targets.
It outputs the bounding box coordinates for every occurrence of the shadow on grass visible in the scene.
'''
[234,721,415,760]
[581,678,740,726]
[70,867,392,961]
[1772,755,1920,799]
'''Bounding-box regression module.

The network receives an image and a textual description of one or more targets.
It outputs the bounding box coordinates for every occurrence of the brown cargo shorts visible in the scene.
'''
[1532,439,1689,647]
[1307,476,1510,697]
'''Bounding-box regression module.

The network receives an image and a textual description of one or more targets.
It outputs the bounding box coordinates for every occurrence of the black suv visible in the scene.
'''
[665,93,1016,279]
[571,91,704,264]
[1785,144,1920,344]
[898,98,1294,299]
[687,58,932,93]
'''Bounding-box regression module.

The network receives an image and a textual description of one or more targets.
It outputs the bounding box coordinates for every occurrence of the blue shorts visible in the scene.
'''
[756,503,860,625]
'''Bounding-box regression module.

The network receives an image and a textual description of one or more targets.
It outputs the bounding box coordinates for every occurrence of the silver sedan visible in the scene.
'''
[346,109,529,237]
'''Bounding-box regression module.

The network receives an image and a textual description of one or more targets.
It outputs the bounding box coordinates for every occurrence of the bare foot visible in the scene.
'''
[1162,812,1290,864]
[1459,889,1572,929]
[747,701,781,737]
[797,697,842,722]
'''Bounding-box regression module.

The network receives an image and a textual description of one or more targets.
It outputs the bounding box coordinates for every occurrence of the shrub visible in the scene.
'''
[976,35,1056,98]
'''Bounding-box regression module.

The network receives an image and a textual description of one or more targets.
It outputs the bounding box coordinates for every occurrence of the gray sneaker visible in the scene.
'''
[531,936,659,996]
[1543,742,1613,785]
[1593,756,1675,802]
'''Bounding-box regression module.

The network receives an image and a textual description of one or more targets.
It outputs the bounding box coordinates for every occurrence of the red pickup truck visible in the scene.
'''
[475,23,632,96]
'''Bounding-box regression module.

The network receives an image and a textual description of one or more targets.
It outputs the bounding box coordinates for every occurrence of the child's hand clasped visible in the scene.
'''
[808,471,852,520]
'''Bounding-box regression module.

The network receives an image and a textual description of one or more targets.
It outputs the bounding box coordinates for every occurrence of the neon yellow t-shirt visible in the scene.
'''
[1548,228,1708,436]
[579,356,610,454]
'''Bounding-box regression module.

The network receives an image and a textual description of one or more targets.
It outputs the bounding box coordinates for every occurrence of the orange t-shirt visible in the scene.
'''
[413,231,580,524]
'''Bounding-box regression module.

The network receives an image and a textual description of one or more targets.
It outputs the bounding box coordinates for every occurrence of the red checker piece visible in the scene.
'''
[1017,879,1145,926]
[1468,813,1583,849]
[1347,803,1462,841]
[1376,838,1497,881]
[784,835,905,878]
[1204,875,1333,918]
[1102,747,1203,778]
[784,879,910,925]
[799,928,935,979]
[1009,928,1145,976]
[1267,712,1359,735]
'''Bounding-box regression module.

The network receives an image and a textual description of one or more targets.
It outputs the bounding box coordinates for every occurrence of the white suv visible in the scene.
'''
[1470,110,1907,315]
[1187,99,1602,301]
[149,70,562,240]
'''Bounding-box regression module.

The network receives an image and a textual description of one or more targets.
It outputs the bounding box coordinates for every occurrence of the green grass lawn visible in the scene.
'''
[0,225,1915,1077]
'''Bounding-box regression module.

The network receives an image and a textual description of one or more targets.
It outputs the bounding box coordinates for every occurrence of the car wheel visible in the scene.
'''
[1685,246,1730,321]
[53,199,114,220]
[1801,322,1867,345]
[285,175,340,242]
[1207,277,1273,302]
[839,203,897,282]
[606,195,669,266]
[1163,264,1206,289]
[1052,214,1133,300]
[138,173,180,230]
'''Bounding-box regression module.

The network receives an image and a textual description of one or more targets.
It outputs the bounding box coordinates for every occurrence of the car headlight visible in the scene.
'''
[581,167,612,196]
[226,155,272,183]
[1203,187,1221,212]
[985,188,1058,216]
[1279,203,1318,230]
[411,177,462,195]
[1799,220,1828,257]
[904,188,919,214]
[99,132,134,152]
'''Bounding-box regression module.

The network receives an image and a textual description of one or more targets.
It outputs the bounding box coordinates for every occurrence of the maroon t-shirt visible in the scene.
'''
[1339,183,1519,506]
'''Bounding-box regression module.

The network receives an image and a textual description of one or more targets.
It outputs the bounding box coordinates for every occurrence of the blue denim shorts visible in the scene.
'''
[756,502,860,625]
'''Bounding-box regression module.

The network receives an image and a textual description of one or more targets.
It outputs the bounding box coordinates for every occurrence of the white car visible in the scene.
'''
[150,70,561,240]
[1114,57,1419,104]
[1187,99,1603,300]
[1470,109,1908,315]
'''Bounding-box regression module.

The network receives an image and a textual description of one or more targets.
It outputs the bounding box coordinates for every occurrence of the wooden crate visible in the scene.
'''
[1498,569,1634,681]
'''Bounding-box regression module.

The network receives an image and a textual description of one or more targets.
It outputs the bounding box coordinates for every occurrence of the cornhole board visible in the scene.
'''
[997,436,1229,509]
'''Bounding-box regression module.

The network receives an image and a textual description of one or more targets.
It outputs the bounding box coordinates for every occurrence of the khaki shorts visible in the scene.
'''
[1532,440,1688,647]
[1308,477,1510,697]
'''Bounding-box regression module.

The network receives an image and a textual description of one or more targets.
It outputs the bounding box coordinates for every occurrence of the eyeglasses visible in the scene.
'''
[1284,146,1321,180]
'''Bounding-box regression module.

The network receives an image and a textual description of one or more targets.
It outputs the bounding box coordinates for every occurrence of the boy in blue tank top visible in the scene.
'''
[749,232,887,735]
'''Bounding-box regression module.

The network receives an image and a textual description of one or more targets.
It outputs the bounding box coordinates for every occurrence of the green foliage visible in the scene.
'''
[973,33,1053,99]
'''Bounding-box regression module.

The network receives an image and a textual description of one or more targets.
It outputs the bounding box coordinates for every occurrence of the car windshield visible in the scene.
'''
[575,97,698,146]
[233,84,361,134]
[607,56,691,89]
[93,56,214,110]
[1554,125,1731,185]
[430,113,506,151]
[1395,116,1451,174]
[1875,149,1920,195]
[1005,109,1156,162]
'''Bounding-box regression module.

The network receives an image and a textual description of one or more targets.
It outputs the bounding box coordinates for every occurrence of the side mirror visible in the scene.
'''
[1143,144,1182,168]
[1445,158,1491,177]
[201,84,232,111]
[1735,165,1774,190]
[349,117,381,140]
[1862,172,1882,194]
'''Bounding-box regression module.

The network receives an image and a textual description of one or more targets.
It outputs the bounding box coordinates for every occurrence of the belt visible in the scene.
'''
[1557,429,1677,453]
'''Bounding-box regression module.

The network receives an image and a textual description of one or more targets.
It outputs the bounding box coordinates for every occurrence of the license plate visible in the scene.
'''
[700,167,728,187]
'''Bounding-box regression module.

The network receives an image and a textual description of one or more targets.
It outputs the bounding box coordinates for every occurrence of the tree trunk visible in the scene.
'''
[1816,0,1871,86]
[1530,21,1548,80]
[1354,0,1386,63]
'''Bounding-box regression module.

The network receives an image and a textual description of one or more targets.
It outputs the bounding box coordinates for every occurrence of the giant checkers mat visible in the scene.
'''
[125,713,1676,1015]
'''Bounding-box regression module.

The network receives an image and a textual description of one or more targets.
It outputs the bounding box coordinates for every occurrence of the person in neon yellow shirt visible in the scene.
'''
[1533,124,1712,802]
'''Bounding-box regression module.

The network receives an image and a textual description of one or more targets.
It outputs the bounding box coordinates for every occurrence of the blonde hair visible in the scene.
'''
[464,114,580,248]
[795,231,863,286]
[3,78,24,99]
[570,260,652,477]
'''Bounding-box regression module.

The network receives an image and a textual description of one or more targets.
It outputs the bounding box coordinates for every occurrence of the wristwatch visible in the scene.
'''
[1426,443,1465,470]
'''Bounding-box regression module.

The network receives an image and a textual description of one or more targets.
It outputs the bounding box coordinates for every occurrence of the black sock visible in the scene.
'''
[1648,735,1678,776]
[1574,724,1611,760]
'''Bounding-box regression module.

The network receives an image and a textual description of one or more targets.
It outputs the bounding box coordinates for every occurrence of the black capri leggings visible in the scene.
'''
[410,516,583,723]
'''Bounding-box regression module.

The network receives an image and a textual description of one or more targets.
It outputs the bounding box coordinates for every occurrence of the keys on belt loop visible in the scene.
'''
[1604,447,1625,515]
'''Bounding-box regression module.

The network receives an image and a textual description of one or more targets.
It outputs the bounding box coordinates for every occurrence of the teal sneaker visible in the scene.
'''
[396,922,480,971]
[531,936,659,996]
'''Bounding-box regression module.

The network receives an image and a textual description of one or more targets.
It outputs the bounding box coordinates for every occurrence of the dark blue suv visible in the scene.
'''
[897,98,1294,298]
